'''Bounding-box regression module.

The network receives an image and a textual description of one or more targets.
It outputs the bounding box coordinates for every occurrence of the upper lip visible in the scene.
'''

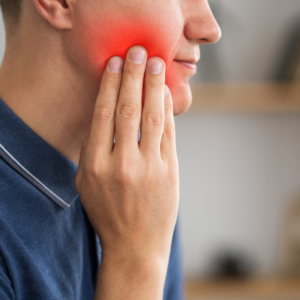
[174,58,199,65]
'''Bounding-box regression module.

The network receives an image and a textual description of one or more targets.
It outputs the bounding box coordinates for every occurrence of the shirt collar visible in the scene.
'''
[0,98,78,209]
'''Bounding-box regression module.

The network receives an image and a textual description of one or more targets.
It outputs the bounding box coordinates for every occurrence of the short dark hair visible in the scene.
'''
[0,0,22,24]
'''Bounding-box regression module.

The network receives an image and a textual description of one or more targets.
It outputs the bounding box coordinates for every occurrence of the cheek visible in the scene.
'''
[70,9,190,114]
[75,11,183,76]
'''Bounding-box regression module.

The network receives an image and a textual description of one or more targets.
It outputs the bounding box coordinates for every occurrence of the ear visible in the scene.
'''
[32,0,73,29]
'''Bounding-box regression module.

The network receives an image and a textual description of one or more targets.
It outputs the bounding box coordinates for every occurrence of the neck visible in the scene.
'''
[0,29,100,165]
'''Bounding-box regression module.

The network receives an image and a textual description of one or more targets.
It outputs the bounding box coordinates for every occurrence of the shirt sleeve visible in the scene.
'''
[0,254,14,300]
[163,218,184,300]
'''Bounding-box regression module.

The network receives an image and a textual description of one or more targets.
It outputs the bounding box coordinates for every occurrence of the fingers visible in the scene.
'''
[139,57,166,156]
[160,86,177,162]
[114,46,147,153]
[87,56,124,157]
[84,45,175,170]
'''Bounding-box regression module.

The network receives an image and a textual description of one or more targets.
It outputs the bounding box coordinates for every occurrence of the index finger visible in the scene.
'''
[87,56,124,159]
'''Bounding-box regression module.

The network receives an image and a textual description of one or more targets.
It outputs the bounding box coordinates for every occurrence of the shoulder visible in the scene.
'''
[0,157,29,211]
[0,156,49,226]
[0,251,15,300]
[0,158,18,212]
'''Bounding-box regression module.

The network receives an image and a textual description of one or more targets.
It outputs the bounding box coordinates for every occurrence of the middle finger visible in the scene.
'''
[114,46,147,153]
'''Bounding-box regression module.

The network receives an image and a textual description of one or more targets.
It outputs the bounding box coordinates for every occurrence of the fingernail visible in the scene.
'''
[108,56,124,73]
[164,85,169,98]
[147,58,163,75]
[129,47,146,64]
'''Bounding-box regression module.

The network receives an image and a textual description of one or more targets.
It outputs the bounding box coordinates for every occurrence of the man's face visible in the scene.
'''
[66,0,220,115]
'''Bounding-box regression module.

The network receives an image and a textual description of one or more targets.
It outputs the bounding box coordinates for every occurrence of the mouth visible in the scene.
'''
[174,59,197,72]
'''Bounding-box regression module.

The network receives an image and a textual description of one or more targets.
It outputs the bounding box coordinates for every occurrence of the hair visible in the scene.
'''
[0,0,22,24]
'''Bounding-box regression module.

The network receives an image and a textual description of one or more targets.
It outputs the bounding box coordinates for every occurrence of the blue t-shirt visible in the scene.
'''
[0,98,183,300]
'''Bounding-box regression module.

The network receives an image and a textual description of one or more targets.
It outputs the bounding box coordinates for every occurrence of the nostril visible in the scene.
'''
[183,3,222,45]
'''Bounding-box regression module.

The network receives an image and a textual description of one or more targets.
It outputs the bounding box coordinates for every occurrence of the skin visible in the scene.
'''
[63,0,221,115]
[0,0,220,164]
[76,52,180,299]
[0,0,221,299]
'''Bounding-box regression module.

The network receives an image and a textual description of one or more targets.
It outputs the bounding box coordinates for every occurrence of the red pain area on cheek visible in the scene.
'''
[75,10,185,109]
[88,14,182,75]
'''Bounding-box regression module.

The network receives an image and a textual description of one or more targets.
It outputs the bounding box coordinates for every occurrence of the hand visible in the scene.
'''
[75,46,179,299]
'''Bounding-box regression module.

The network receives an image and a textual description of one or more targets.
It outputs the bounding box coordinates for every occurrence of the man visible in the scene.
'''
[0,0,221,299]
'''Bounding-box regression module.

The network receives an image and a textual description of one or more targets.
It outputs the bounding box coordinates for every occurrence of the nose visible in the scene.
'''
[183,0,222,44]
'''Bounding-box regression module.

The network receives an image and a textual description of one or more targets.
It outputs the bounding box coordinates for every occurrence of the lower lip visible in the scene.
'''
[174,60,197,72]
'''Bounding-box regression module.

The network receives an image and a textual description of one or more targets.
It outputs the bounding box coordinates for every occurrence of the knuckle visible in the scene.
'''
[145,163,159,180]
[145,112,163,126]
[163,125,175,139]
[128,71,142,81]
[105,73,121,89]
[125,63,144,80]
[164,103,173,114]
[118,104,139,119]
[94,106,114,122]
[147,79,164,90]
[115,165,135,185]
[84,161,102,181]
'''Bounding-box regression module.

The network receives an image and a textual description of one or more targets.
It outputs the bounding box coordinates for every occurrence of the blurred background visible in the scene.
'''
[1,1,300,299]
[178,0,300,299]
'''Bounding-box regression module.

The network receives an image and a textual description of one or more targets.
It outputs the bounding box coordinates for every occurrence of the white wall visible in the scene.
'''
[176,112,300,278]
[194,0,300,82]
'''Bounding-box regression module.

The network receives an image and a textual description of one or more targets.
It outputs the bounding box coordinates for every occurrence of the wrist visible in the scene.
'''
[101,249,169,277]
[95,252,168,299]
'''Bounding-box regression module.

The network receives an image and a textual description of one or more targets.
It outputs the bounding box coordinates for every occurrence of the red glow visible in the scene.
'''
[90,14,181,76]
[74,7,185,111]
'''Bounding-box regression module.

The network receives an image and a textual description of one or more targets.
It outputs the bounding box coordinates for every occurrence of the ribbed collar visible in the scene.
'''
[0,98,78,209]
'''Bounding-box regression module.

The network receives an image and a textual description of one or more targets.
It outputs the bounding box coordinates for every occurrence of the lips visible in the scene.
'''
[174,59,197,65]
[174,59,197,71]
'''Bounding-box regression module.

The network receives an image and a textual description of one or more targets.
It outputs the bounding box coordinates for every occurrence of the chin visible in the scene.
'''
[168,81,193,116]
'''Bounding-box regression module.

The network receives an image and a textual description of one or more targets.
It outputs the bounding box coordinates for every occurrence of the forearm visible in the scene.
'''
[94,255,168,300]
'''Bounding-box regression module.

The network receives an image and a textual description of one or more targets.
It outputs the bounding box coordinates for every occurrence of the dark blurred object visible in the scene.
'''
[277,20,300,82]
[211,250,254,280]
[185,278,300,300]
